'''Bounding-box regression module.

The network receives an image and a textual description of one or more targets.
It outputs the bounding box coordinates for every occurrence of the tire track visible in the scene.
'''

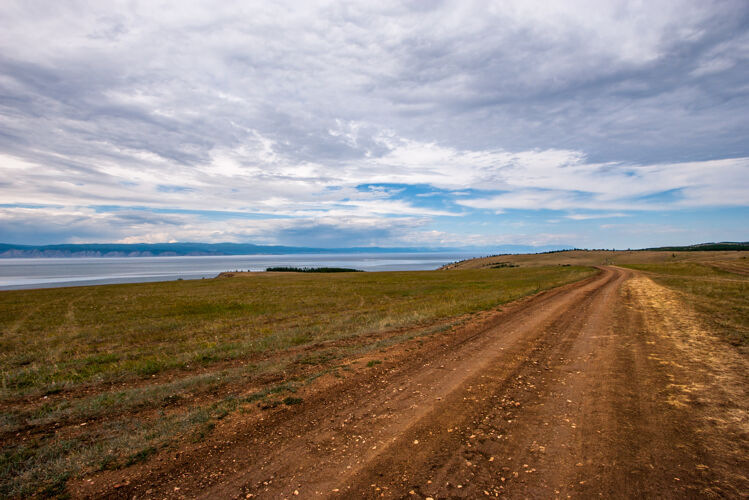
[76,268,613,499]
[76,266,747,499]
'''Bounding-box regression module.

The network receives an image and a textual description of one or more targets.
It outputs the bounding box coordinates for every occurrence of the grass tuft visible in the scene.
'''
[125,446,157,467]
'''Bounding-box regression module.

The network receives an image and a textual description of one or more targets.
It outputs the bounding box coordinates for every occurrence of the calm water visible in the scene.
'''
[0,253,478,290]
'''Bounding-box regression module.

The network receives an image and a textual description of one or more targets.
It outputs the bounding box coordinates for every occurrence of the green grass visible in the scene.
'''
[0,266,595,397]
[623,263,749,346]
[0,265,596,496]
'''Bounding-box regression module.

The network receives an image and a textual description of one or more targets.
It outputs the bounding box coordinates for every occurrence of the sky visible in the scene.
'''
[1,0,748,249]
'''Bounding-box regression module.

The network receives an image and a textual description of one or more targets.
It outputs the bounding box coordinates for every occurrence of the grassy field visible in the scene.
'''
[447,249,749,348]
[0,265,595,497]
[444,249,749,269]
[449,251,749,349]
[621,262,749,348]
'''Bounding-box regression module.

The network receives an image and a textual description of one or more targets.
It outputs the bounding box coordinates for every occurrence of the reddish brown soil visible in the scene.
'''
[72,267,748,499]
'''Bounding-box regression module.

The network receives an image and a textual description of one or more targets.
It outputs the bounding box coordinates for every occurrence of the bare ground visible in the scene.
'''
[71,267,748,499]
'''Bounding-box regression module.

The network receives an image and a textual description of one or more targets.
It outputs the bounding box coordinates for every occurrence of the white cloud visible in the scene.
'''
[564,213,629,220]
[0,204,435,246]
[456,157,749,212]
[0,0,747,246]
[2,139,748,222]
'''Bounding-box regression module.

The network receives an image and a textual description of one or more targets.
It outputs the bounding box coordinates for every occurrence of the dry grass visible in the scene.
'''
[0,267,594,398]
[447,249,749,348]
[0,265,595,497]
[622,262,749,348]
[444,249,749,269]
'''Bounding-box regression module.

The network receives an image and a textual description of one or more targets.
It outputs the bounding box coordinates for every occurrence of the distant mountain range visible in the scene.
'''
[0,242,573,258]
[1,241,745,258]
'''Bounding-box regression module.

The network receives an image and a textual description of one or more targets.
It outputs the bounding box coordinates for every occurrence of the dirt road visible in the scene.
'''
[76,267,748,499]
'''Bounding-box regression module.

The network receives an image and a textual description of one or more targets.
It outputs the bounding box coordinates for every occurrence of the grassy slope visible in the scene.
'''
[0,265,595,497]
[621,262,749,348]
[444,249,749,269]
[447,249,749,347]
[1,267,593,396]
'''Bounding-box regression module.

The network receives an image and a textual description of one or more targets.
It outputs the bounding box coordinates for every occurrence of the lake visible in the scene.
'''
[0,253,480,290]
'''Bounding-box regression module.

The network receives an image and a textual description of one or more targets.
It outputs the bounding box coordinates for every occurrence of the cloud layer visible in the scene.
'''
[1,1,748,247]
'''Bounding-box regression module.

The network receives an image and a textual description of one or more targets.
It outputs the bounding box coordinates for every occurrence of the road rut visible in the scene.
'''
[77,266,748,499]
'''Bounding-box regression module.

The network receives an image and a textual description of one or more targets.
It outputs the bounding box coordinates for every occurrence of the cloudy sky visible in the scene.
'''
[1,0,748,249]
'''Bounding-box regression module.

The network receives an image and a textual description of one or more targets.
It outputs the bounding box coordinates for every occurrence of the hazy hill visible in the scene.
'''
[0,242,572,258]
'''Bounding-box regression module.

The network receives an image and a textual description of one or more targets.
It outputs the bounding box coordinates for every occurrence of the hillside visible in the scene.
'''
[442,248,749,270]
[0,242,570,258]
